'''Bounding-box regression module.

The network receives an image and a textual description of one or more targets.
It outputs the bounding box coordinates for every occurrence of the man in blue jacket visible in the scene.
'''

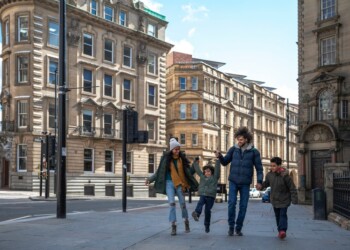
[215,127,263,236]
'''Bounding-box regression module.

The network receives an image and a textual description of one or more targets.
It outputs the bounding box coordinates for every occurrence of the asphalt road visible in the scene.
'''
[0,198,167,222]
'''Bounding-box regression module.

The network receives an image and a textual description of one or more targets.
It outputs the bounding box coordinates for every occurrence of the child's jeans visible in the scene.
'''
[273,206,288,232]
[195,195,215,226]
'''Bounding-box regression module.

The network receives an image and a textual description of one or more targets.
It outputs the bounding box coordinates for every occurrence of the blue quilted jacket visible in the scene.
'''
[219,144,263,185]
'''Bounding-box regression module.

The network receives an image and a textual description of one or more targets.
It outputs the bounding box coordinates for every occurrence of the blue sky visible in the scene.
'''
[143,0,298,104]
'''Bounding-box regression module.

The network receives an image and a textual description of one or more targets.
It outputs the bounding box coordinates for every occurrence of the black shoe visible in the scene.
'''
[205,225,210,233]
[228,227,234,236]
[192,211,199,222]
[235,230,243,236]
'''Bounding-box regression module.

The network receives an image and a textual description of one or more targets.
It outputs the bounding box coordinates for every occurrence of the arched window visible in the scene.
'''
[318,89,333,120]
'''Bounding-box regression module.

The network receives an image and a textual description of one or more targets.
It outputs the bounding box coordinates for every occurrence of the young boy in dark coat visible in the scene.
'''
[262,157,298,239]
[191,159,220,233]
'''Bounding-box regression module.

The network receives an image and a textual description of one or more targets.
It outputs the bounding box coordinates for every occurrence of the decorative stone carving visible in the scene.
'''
[304,125,333,142]
[137,42,147,65]
[138,15,145,32]
[67,18,81,47]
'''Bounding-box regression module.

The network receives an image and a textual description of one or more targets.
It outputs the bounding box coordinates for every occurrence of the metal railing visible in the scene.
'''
[333,171,350,219]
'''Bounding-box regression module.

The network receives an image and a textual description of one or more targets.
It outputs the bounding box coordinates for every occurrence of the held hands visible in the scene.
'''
[214,150,221,158]
[255,183,262,190]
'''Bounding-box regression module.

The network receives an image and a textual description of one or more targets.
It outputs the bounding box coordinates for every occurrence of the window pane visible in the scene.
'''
[104,74,113,96]
[18,145,27,171]
[119,11,126,26]
[48,21,59,46]
[123,46,132,67]
[18,101,28,127]
[105,150,113,172]
[18,56,29,83]
[104,40,113,62]
[91,0,97,15]
[148,121,155,140]
[147,23,156,37]
[321,37,336,66]
[179,77,186,90]
[84,149,93,172]
[18,16,29,41]
[83,110,92,132]
[148,85,156,106]
[104,6,113,21]
[192,77,198,90]
[148,54,156,74]
[191,104,198,119]
[49,103,55,128]
[104,114,112,135]
[83,69,93,92]
[180,104,186,119]
[83,33,93,56]
[148,154,155,173]
[123,79,131,100]
[49,60,58,85]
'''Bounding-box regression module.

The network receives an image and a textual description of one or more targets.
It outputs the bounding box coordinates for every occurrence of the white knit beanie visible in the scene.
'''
[169,138,181,151]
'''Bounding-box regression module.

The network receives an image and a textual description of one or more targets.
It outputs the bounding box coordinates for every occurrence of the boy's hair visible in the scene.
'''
[234,127,253,143]
[203,165,214,175]
[270,157,282,166]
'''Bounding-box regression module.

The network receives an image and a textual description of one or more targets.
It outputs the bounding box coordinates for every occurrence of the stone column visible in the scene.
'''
[298,148,307,203]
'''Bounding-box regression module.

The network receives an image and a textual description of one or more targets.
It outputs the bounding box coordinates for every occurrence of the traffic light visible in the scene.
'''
[48,136,56,158]
[126,110,138,143]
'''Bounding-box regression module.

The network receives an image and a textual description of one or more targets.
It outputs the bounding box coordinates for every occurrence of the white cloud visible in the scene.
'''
[141,0,163,12]
[182,4,209,22]
[167,38,194,55]
[188,27,196,37]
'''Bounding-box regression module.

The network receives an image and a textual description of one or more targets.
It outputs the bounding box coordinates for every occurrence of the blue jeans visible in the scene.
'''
[228,182,250,231]
[195,196,215,226]
[166,180,188,223]
[273,207,288,232]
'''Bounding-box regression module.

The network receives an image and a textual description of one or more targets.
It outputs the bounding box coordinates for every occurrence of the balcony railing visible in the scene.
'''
[69,126,122,139]
[0,121,15,132]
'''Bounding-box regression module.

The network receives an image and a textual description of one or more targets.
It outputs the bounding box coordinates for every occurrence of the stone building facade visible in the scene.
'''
[166,52,298,187]
[0,0,172,196]
[298,0,350,201]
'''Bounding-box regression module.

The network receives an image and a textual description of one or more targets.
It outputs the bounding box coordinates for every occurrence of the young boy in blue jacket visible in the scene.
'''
[191,158,220,233]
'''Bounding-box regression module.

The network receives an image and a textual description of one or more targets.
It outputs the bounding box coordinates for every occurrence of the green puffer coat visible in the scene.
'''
[193,160,220,198]
[147,151,199,195]
[262,168,298,208]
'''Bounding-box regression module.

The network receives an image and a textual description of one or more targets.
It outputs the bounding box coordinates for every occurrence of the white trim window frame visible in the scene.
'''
[17,15,29,42]
[48,102,55,129]
[191,77,198,90]
[104,5,114,22]
[48,20,59,47]
[83,33,94,57]
[17,55,29,84]
[83,110,93,133]
[17,144,27,172]
[104,113,113,135]
[147,22,156,37]
[148,84,157,107]
[320,36,336,66]
[48,58,58,86]
[192,133,198,146]
[90,0,98,16]
[123,45,132,67]
[5,20,10,45]
[191,103,198,120]
[180,104,186,120]
[84,148,94,172]
[147,53,157,75]
[123,79,132,101]
[83,68,93,93]
[119,10,127,26]
[147,120,155,140]
[179,77,186,91]
[104,73,113,97]
[105,150,114,173]
[104,39,114,63]
[321,0,336,20]
[17,100,28,128]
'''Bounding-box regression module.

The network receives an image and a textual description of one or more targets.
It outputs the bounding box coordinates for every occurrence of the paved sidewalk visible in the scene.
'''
[0,198,349,250]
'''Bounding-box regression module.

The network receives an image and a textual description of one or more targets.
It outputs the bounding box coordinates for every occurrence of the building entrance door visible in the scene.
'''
[1,159,9,188]
[311,150,331,189]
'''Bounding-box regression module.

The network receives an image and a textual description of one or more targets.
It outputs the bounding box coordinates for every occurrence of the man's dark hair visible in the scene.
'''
[270,157,282,166]
[234,127,253,143]
[203,165,214,175]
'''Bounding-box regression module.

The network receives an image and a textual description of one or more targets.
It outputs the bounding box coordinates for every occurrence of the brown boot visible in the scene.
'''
[171,224,177,236]
[184,219,190,233]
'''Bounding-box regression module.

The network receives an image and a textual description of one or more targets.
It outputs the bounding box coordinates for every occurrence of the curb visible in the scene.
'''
[328,212,350,230]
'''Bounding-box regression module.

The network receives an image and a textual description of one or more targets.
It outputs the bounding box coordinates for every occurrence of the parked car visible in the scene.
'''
[249,188,260,198]
[262,190,271,203]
